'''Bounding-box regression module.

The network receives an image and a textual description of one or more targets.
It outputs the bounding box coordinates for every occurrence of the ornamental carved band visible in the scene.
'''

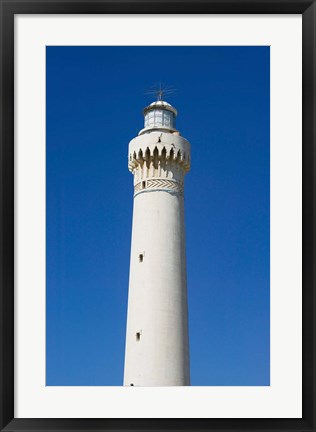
[134,179,184,196]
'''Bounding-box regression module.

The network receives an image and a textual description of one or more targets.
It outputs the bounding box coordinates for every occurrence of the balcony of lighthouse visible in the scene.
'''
[128,131,190,185]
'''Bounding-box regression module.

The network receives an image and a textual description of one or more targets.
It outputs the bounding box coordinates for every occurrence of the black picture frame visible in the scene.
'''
[0,0,315,431]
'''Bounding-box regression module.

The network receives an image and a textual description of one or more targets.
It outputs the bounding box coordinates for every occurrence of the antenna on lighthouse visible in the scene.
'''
[145,82,176,101]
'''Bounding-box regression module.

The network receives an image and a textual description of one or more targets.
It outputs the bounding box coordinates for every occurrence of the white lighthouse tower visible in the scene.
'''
[124,93,191,386]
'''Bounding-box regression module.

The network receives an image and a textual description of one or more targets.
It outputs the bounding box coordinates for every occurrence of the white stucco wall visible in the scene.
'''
[124,130,190,387]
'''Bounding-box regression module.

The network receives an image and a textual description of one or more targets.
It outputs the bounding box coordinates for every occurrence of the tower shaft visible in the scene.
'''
[124,102,191,386]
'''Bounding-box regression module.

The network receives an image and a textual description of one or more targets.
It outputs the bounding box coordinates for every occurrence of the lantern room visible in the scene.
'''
[139,100,178,135]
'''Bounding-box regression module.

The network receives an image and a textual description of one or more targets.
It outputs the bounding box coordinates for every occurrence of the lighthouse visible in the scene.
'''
[124,94,191,386]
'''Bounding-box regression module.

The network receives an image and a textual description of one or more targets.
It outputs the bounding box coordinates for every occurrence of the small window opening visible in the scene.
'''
[139,254,144,263]
[136,332,141,341]
[142,181,146,189]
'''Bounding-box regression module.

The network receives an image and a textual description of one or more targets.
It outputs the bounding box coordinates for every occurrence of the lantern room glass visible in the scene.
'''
[144,109,175,129]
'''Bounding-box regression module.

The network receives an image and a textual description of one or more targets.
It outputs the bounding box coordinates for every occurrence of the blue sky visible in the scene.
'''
[46,46,270,386]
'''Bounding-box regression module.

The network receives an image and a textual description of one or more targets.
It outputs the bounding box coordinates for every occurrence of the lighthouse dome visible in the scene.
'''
[147,100,177,114]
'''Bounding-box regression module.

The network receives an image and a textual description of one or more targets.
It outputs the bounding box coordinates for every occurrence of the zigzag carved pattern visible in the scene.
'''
[147,179,183,193]
[134,179,183,195]
[134,182,142,193]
